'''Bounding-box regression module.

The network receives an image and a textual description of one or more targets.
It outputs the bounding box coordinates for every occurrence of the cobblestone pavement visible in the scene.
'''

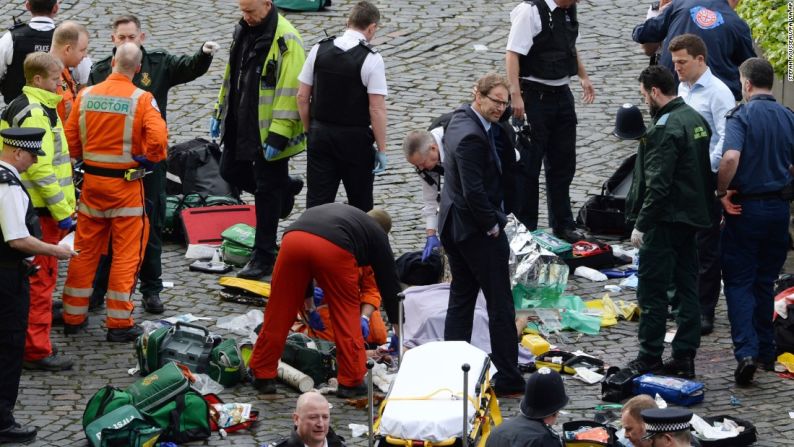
[2,0,794,445]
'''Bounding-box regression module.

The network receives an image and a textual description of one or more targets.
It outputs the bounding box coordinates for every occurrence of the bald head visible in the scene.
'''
[52,21,89,68]
[293,391,330,447]
[112,42,142,77]
[295,391,328,413]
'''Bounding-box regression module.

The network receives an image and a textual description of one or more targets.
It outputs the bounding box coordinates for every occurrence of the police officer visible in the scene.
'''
[88,14,218,313]
[0,127,77,444]
[639,408,694,447]
[717,58,794,387]
[624,65,712,379]
[297,0,388,212]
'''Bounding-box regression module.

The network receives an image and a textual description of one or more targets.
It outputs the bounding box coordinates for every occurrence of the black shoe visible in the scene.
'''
[661,356,695,379]
[51,300,63,325]
[0,423,37,443]
[280,176,304,219]
[63,318,88,335]
[106,324,144,342]
[142,294,165,314]
[759,359,776,372]
[237,258,274,280]
[88,292,105,311]
[734,357,757,386]
[626,356,663,375]
[337,382,368,398]
[700,315,714,335]
[253,378,277,394]
[553,227,585,243]
[22,353,74,371]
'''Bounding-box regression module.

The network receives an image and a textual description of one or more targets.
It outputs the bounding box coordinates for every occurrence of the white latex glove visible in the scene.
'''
[202,41,220,56]
[630,228,644,249]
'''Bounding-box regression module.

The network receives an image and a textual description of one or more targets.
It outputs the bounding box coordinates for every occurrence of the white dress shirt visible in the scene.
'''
[421,126,445,232]
[0,160,31,242]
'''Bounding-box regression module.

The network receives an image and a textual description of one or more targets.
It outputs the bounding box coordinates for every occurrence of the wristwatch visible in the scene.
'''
[715,190,727,198]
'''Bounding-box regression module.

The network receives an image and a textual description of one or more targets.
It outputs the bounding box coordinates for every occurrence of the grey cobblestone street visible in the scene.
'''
[1,0,794,445]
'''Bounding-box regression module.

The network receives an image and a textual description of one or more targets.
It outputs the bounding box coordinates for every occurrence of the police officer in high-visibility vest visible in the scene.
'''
[0,52,76,371]
[61,43,168,342]
[0,127,77,444]
[297,0,388,213]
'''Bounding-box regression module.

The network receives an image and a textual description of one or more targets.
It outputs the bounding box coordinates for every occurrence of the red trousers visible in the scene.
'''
[250,231,366,387]
[24,216,66,361]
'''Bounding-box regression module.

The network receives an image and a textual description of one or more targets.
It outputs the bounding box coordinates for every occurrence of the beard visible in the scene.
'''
[649,100,661,118]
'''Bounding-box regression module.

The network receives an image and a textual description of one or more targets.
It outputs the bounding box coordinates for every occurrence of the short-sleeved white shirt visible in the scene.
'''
[505,0,578,86]
[0,160,31,242]
[298,29,388,96]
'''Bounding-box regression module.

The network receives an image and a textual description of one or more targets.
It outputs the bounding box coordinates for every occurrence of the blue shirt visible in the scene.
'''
[678,68,736,172]
[632,0,755,100]
[723,94,794,194]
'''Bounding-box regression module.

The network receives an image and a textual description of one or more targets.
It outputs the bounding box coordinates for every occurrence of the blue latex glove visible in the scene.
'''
[373,151,387,174]
[209,117,220,139]
[307,310,325,331]
[360,316,371,339]
[264,144,282,161]
[388,334,399,354]
[313,287,324,307]
[132,155,154,171]
[421,235,441,261]
[57,216,74,230]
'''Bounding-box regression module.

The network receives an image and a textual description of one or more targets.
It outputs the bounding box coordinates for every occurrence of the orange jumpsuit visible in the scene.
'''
[56,67,78,122]
[296,266,388,345]
[62,72,167,329]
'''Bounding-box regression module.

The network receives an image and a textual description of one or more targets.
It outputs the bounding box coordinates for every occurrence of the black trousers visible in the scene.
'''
[697,198,722,319]
[513,83,578,232]
[441,230,525,393]
[252,153,290,264]
[306,123,375,212]
[0,265,29,429]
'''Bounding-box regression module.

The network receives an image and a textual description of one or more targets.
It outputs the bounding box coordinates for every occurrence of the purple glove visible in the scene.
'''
[388,334,399,354]
[422,235,441,261]
[307,310,325,331]
[313,287,324,307]
[361,316,370,339]
[57,216,74,230]
[133,155,155,171]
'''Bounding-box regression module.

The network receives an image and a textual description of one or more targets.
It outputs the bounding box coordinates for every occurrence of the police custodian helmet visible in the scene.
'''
[613,103,647,140]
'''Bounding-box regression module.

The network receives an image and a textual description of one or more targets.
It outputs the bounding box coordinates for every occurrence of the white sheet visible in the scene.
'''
[379,341,490,442]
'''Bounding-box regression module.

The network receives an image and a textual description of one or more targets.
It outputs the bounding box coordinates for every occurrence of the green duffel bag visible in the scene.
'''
[127,362,190,413]
[83,385,134,429]
[221,223,256,266]
[144,389,211,443]
[208,338,245,387]
[85,404,161,447]
[135,326,170,375]
[221,240,252,267]
[281,333,337,385]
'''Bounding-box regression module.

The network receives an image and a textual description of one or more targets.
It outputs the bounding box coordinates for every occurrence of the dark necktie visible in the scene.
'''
[487,126,502,174]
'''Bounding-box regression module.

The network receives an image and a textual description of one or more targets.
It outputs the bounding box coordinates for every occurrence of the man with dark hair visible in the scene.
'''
[624,65,712,378]
[620,395,657,447]
[718,57,794,387]
[297,0,388,213]
[440,73,524,397]
[632,0,755,100]
[0,0,59,104]
[505,0,595,242]
[88,14,218,313]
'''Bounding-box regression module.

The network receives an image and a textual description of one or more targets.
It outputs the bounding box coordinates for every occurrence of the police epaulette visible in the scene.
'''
[0,168,18,185]
[358,39,377,53]
[725,104,742,119]
[318,35,335,44]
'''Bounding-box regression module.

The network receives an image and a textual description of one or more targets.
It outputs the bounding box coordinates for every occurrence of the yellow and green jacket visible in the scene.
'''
[0,86,76,220]
[213,14,306,161]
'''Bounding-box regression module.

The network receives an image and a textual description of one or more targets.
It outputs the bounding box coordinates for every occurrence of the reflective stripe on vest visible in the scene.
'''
[78,202,144,218]
[79,86,146,164]
[11,103,40,127]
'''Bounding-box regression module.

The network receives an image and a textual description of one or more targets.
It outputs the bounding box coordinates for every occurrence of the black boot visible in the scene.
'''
[142,294,165,314]
[661,355,695,378]
[237,258,274,280]
[106,324,144,342]
[0,423,37,443]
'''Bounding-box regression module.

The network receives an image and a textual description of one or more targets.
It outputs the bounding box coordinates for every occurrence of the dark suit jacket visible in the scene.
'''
[439,104,516,243]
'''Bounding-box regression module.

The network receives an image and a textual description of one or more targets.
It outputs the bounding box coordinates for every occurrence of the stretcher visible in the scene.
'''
[370,341,502,447]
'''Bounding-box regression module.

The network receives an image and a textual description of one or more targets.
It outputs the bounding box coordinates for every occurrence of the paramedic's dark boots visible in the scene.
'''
[142,294,165,314]
[63,318,88,335]
[734,357,757,386]
[280,176,304,219]
[51,300,63,325]
[661,356,695,379]
[0,423,37,444]
[700,315,714,335]
[237,258,273,280]
[554,227,585,243]
[23,352,74,371]
[253,378,277,394]
[106,324,144,342]
[337,381,368,398]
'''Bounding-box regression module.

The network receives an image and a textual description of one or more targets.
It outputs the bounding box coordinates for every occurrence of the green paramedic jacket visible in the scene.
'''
[213,14,306,161]
[625,97,713,233]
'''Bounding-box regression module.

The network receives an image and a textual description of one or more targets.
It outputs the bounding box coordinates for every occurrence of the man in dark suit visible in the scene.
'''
[439,72,525,397]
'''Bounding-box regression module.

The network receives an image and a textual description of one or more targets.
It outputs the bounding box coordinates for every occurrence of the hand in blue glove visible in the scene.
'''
[307,310,325,331]
[133,155,154,171]
[313,287,324,307]
[209,117,220,139]
[373,151,387,174]
[360,315,371,339]
[57,216,74,230]
[264,144,282,161]
[422,234,441,261]
[388,333,399,354]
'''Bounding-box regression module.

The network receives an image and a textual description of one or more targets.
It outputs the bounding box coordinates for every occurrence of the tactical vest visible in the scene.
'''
[311,38,372,126]
[0,165,42,262]
[0,23,54,103]
[519,0,578,80]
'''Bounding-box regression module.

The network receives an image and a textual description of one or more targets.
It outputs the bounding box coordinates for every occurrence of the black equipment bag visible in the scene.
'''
[775,303,794,355]
[166,138,236,197]
[600,366,639,403]
[577,154,636,236]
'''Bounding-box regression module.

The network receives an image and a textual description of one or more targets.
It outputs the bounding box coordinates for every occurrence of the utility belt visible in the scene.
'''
[520,79,570,94]
[82,164,146,182]
[735,183,794,202]
[0,259,38,276]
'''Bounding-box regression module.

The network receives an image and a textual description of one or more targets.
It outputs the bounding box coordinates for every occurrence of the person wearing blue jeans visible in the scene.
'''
[717,57,794,386]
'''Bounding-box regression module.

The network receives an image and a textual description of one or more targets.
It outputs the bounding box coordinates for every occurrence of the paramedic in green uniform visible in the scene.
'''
[87,14,217,314]
[624,65,712,379]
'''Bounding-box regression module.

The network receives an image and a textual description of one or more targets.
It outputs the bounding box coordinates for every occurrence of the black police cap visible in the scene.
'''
[1,127,46,156]
[641,408,693,440]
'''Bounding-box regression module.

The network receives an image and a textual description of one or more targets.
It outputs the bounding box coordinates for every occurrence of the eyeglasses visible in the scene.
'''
[484,94,509,109]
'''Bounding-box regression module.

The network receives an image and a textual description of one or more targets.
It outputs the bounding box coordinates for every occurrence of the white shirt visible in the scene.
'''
[678,67,736,173]
[298,29,388,96]
[505,0,577,87]
[0,160,31,242]
[421,126,445,231]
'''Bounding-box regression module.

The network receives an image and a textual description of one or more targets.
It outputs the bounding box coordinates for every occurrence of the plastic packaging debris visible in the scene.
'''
[511,244,569,301]
[349,423,368,438]
[185,243,218,260]
[192,373,225,395]
[190,249,233,273]
[216,309,264,337]
[691,414,744,440]
[473,44,488,51]
[162,314,212,325]
[654,393,667,409]
[574,266,608,281]
[573,366,604,384]
[730,395,741,406]
[370,362,394,393]
[619,274,638,289]
[600,267,638,278]
[140,319,171,336]
[210,402,252,428]
[127,366,140,376]
[59,231,75,251]
[611,244,636,264]
[534,308,563,333]
[561,309,601,335]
